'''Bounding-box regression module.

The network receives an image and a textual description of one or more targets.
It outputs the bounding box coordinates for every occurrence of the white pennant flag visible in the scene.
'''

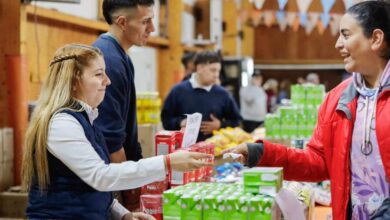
[286,12,297,27]
[263,10,275,27]
[276,11,288,32]
[297,0,312,14]
[330,14,342,36]
[254,0,266,10]
[305,12,319,35]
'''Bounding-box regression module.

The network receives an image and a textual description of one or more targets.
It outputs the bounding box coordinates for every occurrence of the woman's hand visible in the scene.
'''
[169,151,213,172]
[222,143,249,165]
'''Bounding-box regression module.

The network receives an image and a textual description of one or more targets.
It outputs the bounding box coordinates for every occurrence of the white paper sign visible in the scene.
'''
[182,113,202,148]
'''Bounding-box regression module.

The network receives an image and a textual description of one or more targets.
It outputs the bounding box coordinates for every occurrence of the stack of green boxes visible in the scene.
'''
[163,182,280,220]
[265,84,325,140]
[243,167,283,197]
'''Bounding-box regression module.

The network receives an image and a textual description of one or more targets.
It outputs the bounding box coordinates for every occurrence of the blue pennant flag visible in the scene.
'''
[300,13,308,27]
[277,0,288,10]
[321,0,336,13]
[321,13,331,28]
[276,10,285,23]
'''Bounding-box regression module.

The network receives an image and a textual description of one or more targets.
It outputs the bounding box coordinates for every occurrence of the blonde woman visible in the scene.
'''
[22,44,212,220]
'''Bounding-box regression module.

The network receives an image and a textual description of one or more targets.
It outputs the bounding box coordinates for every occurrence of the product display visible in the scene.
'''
[206,127,253,156]
[163,182,281,220]
[136,92,161,124]
[265,84,325,140]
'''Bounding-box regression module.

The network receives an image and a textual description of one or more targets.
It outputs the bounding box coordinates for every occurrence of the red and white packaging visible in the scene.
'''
[155,131,176,155]
[141,177,169,195]
[140,194,163,220]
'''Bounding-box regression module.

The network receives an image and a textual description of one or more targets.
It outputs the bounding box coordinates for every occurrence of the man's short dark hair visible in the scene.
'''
[194,50,221,66]
[103,0,155,25]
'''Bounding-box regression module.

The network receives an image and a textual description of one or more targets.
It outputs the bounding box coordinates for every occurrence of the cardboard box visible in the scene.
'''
[138,124,160,158]
[0,128,14,192]
[0,192,27,218]
[243,167,283,196]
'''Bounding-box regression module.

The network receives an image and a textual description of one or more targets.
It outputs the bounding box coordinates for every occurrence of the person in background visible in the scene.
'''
[181,52,196,81]
[306,72,320,85]
[277,79,291,104]
[224,1,390,219]
[21,44,212,220]
[161,50,242,141]
[263,78,278,113]
[92,0,155,210]
[239,70,267,133]
[297,76,306,84]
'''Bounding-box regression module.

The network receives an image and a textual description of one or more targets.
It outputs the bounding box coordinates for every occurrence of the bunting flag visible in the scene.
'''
[263,10,275,28]
[343,0,353,9]
[277,0,288,10]
[276,11,288,31]
[305,12,319,35]
[253,0,266,10]
[251,10,262,27]
[238,9,249,24]
[321,0,336,14]
[286,12,297,27]
[320,13,331,28]
[297,0,312,14]
[330,14,342,36]
[300,13,307,27]
[292,15,301,32]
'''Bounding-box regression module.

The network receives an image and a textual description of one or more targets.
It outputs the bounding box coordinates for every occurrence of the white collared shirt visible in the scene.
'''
[189,73,213,92]
[47,101,166,219]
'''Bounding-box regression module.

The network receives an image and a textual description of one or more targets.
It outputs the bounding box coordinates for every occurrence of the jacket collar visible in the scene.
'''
[336,80,357,120]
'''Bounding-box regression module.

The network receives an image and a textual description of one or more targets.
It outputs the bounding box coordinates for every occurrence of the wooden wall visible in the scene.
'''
[253,0,346,63]
[25,12,103,100]
[254,26,341,63]
[0,1,21,127]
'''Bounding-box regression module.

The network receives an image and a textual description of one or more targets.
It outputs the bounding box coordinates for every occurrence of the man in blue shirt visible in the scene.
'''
[92,0,155,211]
[161,51,242,141]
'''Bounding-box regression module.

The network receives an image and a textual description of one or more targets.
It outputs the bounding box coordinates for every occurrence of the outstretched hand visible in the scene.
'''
[169,151,213,172]
[132,212,156,220]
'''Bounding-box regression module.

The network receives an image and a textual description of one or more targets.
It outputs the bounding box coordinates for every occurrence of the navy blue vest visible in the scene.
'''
[26,110,113,219]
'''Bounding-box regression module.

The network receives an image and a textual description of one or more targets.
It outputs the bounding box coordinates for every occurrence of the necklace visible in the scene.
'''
[360,89,378,156]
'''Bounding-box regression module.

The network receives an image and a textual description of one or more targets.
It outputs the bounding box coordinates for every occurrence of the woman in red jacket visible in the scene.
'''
[225,1,390,219]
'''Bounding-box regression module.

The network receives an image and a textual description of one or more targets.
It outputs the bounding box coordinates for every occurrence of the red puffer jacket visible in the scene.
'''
[258,78,390,220]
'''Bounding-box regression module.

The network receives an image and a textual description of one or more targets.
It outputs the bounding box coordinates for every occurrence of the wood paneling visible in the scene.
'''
[195,0,210,40]
[0,1,21,127]
[222,0,238,56]
[252,0,346,63]
[158,0,183,100]
[254,25,342,62]
[26,14,102,100]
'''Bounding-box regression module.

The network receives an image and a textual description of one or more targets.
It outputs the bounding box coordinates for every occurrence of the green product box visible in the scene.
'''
[265,114,281,139]
[243,167,283,196]
[225,195,248,220]
[163,188,183,219]
[202,194,226,220]
[248,195,271,220]
[180,194,202,220]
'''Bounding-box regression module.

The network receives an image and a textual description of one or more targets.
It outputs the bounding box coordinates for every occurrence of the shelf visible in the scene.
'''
[25,4,109,32]
[25,4,170,47]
